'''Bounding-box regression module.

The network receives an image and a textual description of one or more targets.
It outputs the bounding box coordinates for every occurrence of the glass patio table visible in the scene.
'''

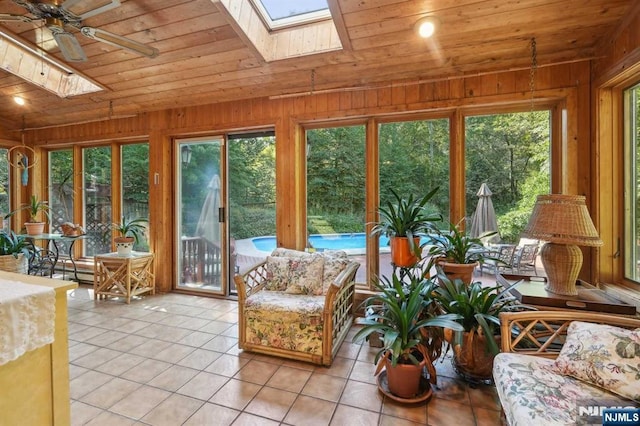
[20,233,89,281]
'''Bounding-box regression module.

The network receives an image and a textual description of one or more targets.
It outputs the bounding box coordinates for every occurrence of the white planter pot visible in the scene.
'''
[115,239,134,256]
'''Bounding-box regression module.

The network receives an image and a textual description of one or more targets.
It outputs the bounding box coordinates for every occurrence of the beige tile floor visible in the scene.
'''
[67,286,503,426]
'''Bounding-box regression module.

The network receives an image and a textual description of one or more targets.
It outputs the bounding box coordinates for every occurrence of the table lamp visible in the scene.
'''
[522,194,603,296]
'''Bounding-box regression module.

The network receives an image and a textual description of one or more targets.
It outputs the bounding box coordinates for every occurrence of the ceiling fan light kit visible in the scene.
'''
[0,0,159,62]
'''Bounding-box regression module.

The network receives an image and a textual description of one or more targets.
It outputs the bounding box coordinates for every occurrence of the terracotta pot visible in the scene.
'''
[384,353,426,398]
[24,222,45,235]
[390,236,421,267]
[452,331,499,380]
[438,260,478,285]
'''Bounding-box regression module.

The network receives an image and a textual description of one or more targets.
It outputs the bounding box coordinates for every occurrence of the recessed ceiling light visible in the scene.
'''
[13,96,25,106]
[415,16,438,38]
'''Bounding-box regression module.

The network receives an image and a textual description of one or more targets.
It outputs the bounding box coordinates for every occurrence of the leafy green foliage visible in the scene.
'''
[426,222,494,265]
[109,216,147,244]
[7,195,51,223]
[353,272,463,369]
[432,271,528,355]
[0,230,30,257]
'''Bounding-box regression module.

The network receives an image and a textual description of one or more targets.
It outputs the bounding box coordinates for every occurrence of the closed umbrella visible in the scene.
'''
[470,183,499,243]
[196,175,221,244]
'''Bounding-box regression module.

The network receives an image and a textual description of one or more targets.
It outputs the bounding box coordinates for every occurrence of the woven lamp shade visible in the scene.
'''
[522,194,602,296]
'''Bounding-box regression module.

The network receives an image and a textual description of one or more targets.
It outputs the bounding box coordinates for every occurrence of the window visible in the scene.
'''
[121,144,149,251]
[83,147,112,257]
[379,118,450,275]
[465,111,551,243]
[0,148,8,225]
[624,82,640,283]
[306,125,366,282]
[49,149,74,231]
[251,0,330,30]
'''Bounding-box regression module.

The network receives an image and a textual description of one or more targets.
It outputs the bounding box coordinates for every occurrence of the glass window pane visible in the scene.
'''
[121,143,149,252]
[624,82,640,282]
[229,134,276,281]
[177,138,225,293]
[83,147,111,256]
[306,125,366,282]
[0,148,9,226]
[379,119,450,276]
[49,149,74,234]
[465,111,551,244]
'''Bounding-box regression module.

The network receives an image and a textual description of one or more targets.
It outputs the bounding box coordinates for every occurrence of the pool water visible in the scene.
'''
[251,233,429,254]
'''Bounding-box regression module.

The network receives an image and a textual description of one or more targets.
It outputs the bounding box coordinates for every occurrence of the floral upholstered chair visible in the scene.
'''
[234,248,359,366]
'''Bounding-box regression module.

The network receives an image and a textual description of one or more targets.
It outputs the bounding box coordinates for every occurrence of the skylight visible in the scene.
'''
[251,0,331,30]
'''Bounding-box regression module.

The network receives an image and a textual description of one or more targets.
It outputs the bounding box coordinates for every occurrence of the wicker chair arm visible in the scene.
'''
[234,261,268,302]
[499,311,640,358]
[324,262,359,311]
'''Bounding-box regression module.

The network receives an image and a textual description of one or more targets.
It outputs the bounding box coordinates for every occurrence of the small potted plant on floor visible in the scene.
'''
[426,222,495,285]
[6,195,51,235]
[370,187,442,267]
[353,270,463,400]
[433,270,531,382]
[0,230,30,273]
[109,216,147,256]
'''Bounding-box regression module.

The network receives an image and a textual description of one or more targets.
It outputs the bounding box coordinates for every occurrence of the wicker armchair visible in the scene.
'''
[234,248,359,366]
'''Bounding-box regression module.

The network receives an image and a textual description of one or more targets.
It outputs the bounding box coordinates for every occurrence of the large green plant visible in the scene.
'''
[432,270,529,355]
[370,187,442,257]
[353,272,463,380]
[426,222,495,266]
[108,216,147,244]
[0,231,30,257]
[6,195,51,223]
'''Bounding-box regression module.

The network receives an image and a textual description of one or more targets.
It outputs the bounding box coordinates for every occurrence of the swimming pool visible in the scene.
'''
[251,233,430,255]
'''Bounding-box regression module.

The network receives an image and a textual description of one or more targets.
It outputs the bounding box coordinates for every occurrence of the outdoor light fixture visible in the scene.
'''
[13,96,25,106]
[181,145,192,166]
[522,194,603,296]
[415,16,438,38]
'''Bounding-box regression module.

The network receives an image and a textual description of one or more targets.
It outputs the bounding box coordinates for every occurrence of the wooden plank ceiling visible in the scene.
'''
[0,0,635,132]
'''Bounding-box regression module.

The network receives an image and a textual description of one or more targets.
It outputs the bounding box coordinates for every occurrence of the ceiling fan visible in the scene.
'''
[0,0,159,62]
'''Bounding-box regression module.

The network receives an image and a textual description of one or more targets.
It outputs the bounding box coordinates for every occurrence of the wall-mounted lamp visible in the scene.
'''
[181,145,192,166]
[415,16,439,39]
[13,96,25,106]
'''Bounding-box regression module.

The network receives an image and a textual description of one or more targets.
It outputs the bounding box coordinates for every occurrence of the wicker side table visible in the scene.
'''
[94,251,155,304]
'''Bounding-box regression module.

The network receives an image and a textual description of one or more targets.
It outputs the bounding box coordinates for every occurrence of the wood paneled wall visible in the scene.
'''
[591,2,640,285]
[22,62,591,293]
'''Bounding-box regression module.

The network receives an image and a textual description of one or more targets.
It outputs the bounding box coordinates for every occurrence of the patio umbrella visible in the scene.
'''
[196,174,221,244]
[470,183,499,243]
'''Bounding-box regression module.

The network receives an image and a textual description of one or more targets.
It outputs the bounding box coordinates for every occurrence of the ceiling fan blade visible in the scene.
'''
[49,23,87,62]
[80,27,158,58]
[0,13,32,23]
[60,0,120,20]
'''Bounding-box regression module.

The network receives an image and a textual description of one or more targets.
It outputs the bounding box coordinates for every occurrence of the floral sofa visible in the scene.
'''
[234,248,359,366]
[493,311,640,426]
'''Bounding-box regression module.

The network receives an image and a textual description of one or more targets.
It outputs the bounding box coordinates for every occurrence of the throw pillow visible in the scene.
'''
[553,321,640,401]
[265,256,291,291]
[321,256,349,294]
[285,255,325,295]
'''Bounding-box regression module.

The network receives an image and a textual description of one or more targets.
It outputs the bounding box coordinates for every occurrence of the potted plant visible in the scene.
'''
[426,222,495,285]
[353,271,463,399]
[370,187,442,267]
[0,230,31,273]
[433,270,531,381]
[109,216,147,256]
[6,195,51,235]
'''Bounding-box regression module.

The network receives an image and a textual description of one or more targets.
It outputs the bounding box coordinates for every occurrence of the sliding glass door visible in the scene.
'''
[175,137,227,294]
